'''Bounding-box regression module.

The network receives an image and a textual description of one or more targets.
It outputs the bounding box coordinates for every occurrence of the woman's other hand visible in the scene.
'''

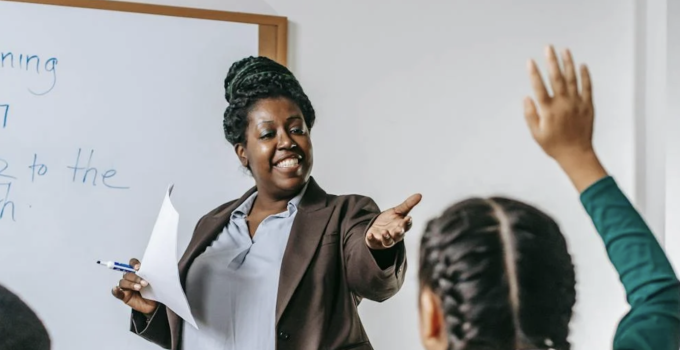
[110,258,158,315]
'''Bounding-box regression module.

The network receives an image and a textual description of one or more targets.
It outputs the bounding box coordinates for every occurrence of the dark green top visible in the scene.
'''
[581,176,680,350]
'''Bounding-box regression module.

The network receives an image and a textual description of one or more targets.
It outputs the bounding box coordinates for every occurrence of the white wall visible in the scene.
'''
[667,0,680,270]
[111,1,640,350]
[636,0,667,242]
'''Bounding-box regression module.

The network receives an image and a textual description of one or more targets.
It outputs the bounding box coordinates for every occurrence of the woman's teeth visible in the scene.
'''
[276,158,299,168]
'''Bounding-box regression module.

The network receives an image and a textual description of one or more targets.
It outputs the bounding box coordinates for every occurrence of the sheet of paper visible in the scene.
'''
[136,185,197,329]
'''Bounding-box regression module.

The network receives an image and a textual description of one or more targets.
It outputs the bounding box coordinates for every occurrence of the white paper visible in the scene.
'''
[136,185,197,329]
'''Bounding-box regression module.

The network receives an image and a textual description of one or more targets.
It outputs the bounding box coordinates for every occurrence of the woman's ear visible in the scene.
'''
[235,144,248,168]
[419,287,448,350]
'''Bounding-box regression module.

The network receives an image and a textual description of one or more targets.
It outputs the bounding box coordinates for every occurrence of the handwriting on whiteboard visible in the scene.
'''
[0,104,8,128]
[1,50,59,96]
[0,149,129,222]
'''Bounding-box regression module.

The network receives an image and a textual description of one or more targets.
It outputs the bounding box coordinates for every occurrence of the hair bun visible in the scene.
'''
[224,56,295,103]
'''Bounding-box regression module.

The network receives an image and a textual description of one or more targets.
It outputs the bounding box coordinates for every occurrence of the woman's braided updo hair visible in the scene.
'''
[223,56,316,145]
[419,197,576,350]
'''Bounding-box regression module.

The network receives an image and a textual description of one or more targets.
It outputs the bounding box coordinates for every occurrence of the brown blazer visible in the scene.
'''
[129,177,407,350]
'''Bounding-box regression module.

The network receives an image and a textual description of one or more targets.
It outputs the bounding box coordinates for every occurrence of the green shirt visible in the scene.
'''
[581,176,680,350]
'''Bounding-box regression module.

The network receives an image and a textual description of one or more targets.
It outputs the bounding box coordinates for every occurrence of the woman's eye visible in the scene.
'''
[259,132,274,139]
[291,128,305,134]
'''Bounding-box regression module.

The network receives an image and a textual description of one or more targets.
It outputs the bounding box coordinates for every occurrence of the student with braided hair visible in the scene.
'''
[110,56,421,350]
[417,46,680,350]
[0,283,51,350]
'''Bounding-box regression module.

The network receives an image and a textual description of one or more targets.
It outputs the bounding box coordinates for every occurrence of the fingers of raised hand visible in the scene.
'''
[523,96,540,135]
[561,49,579,96]
[545,46,567,96]
[527,59,550,105]
[580,64,593,104]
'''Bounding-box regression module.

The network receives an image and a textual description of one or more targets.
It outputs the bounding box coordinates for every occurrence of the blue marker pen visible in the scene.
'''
[97,260,137,274]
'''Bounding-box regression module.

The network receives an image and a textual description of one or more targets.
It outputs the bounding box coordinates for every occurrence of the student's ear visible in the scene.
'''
[419,287,449,350]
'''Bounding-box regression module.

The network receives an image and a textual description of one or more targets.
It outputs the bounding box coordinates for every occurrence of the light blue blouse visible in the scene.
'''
[181,184,307,350]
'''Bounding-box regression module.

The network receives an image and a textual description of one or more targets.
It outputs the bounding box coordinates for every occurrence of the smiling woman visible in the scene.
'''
[235,98,313,206]
[110,56,422,350]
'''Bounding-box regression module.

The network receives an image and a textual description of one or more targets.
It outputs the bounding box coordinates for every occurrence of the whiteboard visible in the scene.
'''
[0,1,262,349]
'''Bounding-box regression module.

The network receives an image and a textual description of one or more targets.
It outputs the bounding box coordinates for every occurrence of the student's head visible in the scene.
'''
[0,284,50,350]
[418,197,576,350]
[223,56,315,198]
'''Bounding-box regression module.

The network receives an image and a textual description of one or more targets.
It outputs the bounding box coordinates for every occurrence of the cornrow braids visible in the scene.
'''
[418,197,576,350]
[222,56,316,145]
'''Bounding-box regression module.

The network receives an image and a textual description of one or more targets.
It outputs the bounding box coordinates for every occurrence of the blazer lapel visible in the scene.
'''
[276,177,333,323]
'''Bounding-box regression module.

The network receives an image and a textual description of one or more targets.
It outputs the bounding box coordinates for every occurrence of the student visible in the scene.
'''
[0,283,51,350]
[417,46,680,350]
[111,56,422,350]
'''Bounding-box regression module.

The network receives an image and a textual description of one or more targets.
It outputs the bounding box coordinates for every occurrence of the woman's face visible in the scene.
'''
[236,97,313,199]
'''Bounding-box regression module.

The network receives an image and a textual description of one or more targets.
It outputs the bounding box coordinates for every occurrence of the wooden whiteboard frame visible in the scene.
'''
[0,0,288,65]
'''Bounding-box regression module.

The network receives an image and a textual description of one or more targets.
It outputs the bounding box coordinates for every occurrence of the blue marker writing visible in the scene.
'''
[96,260,136,274]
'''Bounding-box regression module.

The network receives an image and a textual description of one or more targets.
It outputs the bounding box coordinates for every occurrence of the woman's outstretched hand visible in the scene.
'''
[524,46,607,192]
[366,194,422,250]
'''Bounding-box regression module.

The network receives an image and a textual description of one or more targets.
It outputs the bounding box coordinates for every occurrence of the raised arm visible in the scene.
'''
[524,45,680,350]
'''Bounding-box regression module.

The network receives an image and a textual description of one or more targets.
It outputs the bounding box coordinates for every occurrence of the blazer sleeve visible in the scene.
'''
[129,304,171,349]
[341,196,407,302]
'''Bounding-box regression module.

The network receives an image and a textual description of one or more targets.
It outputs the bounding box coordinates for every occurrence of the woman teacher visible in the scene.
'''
[110,56,422,350]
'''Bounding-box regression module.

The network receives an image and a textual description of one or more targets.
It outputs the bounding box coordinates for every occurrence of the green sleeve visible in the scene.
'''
[580,176,680,350]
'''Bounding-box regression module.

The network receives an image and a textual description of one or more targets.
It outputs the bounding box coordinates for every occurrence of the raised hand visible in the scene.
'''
[524,46,595,162]
[111,258,158,315]
[366,193,422,250]
[524,46,607,191]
